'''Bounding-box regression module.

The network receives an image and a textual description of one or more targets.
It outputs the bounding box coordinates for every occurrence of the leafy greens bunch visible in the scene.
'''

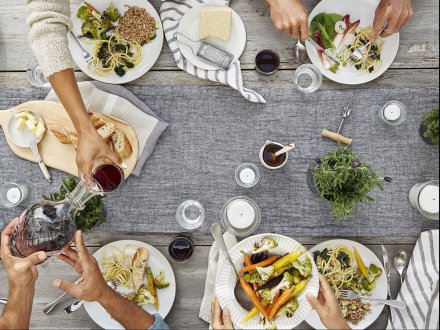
[313,146,384,222]
[43,177,106,231]
[422,103,439,145]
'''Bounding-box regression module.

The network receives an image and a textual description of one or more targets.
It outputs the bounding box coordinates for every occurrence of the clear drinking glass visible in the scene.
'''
[293,64,323,93]
[0,182,28,208]
[26,63,51,88]
[176,200,205,230]
[409,180,439,221]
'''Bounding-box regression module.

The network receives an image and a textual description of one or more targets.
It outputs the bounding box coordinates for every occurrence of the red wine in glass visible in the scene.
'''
[255,49,280,75]
[93,164,124,192]
[168,237,194,262]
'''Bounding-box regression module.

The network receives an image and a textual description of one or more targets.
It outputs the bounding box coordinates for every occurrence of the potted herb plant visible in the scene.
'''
[308,146,386,222]
[420,104,439,145]
[43,177,106,231]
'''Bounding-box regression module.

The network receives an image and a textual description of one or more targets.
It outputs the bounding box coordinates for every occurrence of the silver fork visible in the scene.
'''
[339,289,407,309]
[69,31,92,61]
[348,23,389,65]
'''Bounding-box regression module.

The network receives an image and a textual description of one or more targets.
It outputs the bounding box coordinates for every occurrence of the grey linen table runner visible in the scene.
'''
[159,0,266,103]
[0,85,438,237]
[45,81,169,176]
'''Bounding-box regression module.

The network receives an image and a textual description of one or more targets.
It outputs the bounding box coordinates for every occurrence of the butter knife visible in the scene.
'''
[382,244,395,323]
[63,300,84,314]
[30,140,51,183]
[306,38,341,66]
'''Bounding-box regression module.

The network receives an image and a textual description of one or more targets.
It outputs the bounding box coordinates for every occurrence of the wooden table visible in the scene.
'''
[0,0,438,329]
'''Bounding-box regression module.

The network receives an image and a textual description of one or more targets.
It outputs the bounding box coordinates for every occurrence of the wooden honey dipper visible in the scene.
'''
[321,96,353,145]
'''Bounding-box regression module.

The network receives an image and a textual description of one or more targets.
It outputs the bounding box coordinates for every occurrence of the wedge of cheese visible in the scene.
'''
[199,6,232,42]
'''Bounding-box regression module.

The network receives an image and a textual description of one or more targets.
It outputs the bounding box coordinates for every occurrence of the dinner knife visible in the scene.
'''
[306,38,341,66]
[382,244,395,323]
[63,300,84,314]
[30,140,52,183]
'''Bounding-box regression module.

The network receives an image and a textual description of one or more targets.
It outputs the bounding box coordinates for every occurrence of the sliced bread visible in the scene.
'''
[132,248,149,288]
[88,113,107,129]
[96,123,116,140]
[48,123,71,144]
[111,128,133,159]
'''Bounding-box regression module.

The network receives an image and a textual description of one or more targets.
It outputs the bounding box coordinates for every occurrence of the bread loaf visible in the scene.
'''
[111,128,133,159]
[132,248,149,288]
[48,123,71,144]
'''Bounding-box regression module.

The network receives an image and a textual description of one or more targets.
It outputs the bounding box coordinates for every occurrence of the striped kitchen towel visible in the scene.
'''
[388,230,439,330]
[159,0,266,103]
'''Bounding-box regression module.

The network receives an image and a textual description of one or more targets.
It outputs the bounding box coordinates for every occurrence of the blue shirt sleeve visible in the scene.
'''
[148,314,170,330]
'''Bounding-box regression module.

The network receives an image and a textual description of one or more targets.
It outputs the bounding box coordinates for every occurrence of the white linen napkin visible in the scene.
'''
[159,0,266,104]
[387,230,439,330]
[199,232,238,324]
[45,81,169,176]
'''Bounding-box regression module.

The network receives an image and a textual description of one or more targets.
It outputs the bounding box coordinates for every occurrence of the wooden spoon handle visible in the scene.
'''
[321,129,353,145]
[274,143,295,157]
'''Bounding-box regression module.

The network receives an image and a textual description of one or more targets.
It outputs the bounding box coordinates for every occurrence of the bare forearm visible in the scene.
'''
[48,69,94,134]
[98,287,155,329]
[0,283,34,329]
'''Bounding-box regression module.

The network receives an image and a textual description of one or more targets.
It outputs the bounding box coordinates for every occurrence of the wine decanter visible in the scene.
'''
[10,177,103,258]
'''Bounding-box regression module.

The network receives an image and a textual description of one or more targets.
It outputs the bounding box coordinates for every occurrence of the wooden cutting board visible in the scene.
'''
[0,101,139,178]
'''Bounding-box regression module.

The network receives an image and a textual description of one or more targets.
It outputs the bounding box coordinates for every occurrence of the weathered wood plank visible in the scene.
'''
[0,240,417,329]
[0,69,438,90]
[0,0,438,71]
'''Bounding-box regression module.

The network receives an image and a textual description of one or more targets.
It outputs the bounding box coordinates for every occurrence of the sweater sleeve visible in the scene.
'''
[26,0,75,78]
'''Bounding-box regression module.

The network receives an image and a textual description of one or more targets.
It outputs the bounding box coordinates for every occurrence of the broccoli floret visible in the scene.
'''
[243,270,263,285]
[81,19,101,39]
[100,15,113,30]
[291,269,301,284]
[252,237,278,254]
[361,277,377,291]
[259,288,272,303]
[133,284,155,306]
[256,266,275,282]
[104,3,120,22]
[368,264,382,283]
[276,298,299,318]
[292,257,313,278]
[267,272,295,302]
[352,268,362,280]
[266,321,278,330]
[154,270,170,289]
[77,6,92,20]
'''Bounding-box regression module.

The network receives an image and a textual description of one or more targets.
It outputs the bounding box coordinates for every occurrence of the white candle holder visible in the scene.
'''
[0,182,28,208]
[235,163,260,188]
[379,101,407,126]
[409,180,439,221]
[221,196,261,237]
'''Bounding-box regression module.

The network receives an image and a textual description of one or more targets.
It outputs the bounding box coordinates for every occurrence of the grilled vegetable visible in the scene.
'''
[257,274,284,291]
[252,237,279,254]
[240,278,269,320]
[239,256,278,274]
[368,264,382,283]
[292,257,313,278]
[133,284,155,306]
[147,267,159,311]
[256,266,275,282]
[276,298,299,318]
[266,272,295,303]
[154,270,170,289]
[354,248,369,278]
[272,249,304,271]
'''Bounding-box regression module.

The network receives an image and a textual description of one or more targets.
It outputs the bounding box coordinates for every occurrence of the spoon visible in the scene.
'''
[394,250,408,285]
[211,224,253,311]
[274,143,295,157]
[294,39,306,64]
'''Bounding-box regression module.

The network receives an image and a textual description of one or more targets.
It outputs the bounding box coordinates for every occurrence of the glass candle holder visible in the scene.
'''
[379,101,407,126]
[221,196,261,237]
[176,200,205,230]
[0,182,28,208]
[409,180,439,221]
[235,163,260,188]
[293,64,323,93]
[26,63,51,88]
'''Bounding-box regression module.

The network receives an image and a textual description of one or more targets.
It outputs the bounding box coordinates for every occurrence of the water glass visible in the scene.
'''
[293,64,322,93]
[26,63,51,88]
[176,200,205,230]
[0,182,28,208]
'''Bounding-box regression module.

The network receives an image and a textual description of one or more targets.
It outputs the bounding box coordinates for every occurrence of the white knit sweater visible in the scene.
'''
[27,0,75,78]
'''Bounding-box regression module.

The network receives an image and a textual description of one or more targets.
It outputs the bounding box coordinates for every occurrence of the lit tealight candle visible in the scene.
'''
[384,103,402,121]
[6,187,22,204]
[419,184,439,214]
[239,168,256,184]
[227,199,256,229]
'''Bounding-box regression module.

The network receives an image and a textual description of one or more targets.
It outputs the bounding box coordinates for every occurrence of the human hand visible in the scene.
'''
[53,230,110,302]
[371,0,413,40]
[0,219,47,287]
[267,0,310,40]
[76,126,122,177]
[211,297,234,330]
[307,274,350,330]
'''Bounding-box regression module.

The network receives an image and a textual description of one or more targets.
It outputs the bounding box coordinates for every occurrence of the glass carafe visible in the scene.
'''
[10,177,103,258]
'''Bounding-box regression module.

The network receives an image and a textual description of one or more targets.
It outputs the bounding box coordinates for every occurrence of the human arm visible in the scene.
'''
[53,231,165,330]
[0,219,47,329]
[371,0,414,40]
[306,274,351,330]
[266,0,310,40]
[26,0,122,175]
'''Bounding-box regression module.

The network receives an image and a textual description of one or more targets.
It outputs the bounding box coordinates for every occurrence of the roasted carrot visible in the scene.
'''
[84,1,101,14]
[354,248,369,278]
[239,256,278,274]
[268,278,310,320]
[240,278,269,320]
[241,301,270,325]
[244,254,259,293]
[266,290,281,315]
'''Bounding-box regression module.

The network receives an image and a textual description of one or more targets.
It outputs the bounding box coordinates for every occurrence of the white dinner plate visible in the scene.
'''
[84,240,176,329]
[305,239,387,330]
[215,234,320,330]
[69,0,163,84]
[176,3,246,71]
[306,0,399,85]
